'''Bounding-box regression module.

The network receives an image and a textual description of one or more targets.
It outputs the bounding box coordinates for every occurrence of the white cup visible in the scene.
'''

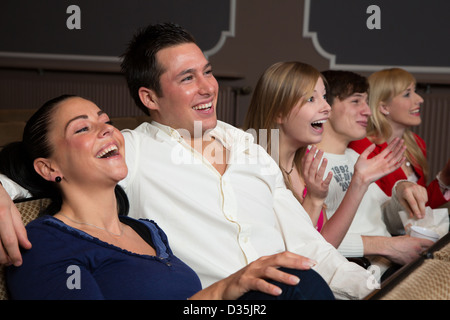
[410,226,439,242]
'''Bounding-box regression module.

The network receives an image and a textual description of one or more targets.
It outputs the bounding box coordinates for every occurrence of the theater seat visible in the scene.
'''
[0,198,51,300]
[367,233,450,300]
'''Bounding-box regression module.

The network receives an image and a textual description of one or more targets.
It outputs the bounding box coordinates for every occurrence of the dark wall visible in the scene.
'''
[0,0,231,58]
[1,0,449,123]
[0,0,449,181]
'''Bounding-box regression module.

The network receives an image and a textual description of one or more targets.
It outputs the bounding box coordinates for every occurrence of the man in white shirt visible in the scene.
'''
[1,23,376,299]
[318,70,433,276]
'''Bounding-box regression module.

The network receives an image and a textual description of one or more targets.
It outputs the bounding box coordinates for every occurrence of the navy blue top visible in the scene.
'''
[6,215,202,300]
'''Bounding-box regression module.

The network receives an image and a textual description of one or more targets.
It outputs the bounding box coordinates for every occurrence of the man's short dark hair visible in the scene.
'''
[321,70,369,106]
[120,23,196,115]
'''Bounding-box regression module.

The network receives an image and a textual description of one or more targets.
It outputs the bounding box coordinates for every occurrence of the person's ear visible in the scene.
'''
[33,158,61,182]
[379,101,390,116]
[138,87,159,112]
[275,111,286,125]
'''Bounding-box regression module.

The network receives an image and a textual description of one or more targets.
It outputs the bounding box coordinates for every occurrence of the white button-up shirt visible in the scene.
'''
[119,121,374,299]
[1,120,375,299]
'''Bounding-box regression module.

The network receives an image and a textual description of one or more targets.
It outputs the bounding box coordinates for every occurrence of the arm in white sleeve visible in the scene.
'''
[0,174,32,200]
[335,233,365,257]
[272,170,374,300]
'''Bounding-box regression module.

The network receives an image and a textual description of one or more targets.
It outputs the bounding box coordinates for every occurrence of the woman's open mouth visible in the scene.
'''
[311,119,327,131]
[96,144,119,159]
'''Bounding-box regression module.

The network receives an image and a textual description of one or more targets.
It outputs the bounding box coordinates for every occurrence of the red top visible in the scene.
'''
[349,135,447,209]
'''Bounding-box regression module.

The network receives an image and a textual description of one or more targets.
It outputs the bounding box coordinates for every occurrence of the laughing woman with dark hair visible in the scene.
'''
[0,95,330,300]
[1,95,200,299]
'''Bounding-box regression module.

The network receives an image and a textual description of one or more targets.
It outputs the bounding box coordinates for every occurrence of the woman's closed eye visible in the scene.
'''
[74,120,113,134]
[75,126,89,134]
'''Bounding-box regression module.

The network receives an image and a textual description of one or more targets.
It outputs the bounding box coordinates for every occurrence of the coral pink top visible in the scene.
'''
[303,187,324,232]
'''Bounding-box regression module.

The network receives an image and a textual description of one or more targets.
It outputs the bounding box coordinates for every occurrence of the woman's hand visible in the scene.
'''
[190,251,317,300]
[395,181,428,219]
[302,146,333,203]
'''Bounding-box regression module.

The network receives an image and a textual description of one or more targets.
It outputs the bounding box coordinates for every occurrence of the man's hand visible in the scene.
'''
[0,185,30,266]
[353,138,406,185]
[362,235,433,266]
[383,235,433,265]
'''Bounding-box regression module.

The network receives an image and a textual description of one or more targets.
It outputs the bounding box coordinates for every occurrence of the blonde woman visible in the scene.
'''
[243,62,404,247]
[349,68,450,209]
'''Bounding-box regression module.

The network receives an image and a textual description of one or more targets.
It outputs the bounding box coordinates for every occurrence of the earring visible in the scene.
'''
[55,176,62,183]
[383,111,389,116]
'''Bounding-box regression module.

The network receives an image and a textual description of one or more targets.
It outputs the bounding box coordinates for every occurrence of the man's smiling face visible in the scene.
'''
[151,42,219,137]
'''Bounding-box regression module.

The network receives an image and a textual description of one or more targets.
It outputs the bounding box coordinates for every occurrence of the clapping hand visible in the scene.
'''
[353,137,406,185]
[301,146,333,202]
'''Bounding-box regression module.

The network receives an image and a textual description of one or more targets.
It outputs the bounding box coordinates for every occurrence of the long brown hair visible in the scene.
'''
[367,68,429,180]
[243,61,324,195]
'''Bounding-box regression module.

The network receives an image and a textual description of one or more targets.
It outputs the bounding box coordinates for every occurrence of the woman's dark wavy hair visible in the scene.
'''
[0,94,129,216]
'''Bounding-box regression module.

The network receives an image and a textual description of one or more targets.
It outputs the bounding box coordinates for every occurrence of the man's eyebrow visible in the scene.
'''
[204,62,212,70]
[177,68,194,78]
[64,110,105,131]
[176,63,212,78]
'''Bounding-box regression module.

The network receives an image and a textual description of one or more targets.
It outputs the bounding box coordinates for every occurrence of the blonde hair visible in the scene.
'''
[367,68,429,180]
[243,61,323,195]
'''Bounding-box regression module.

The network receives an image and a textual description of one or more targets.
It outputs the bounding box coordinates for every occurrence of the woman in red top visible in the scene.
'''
[349,68,450,209]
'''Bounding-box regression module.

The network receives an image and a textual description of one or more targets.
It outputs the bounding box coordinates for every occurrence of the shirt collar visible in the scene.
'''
[151,120,181,139]
[150,120,254,152]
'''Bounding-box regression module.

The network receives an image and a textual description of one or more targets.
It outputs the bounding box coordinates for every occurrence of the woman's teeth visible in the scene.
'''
[193,102,212,110]
[311,119,327,128]
[96,145,118,158]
